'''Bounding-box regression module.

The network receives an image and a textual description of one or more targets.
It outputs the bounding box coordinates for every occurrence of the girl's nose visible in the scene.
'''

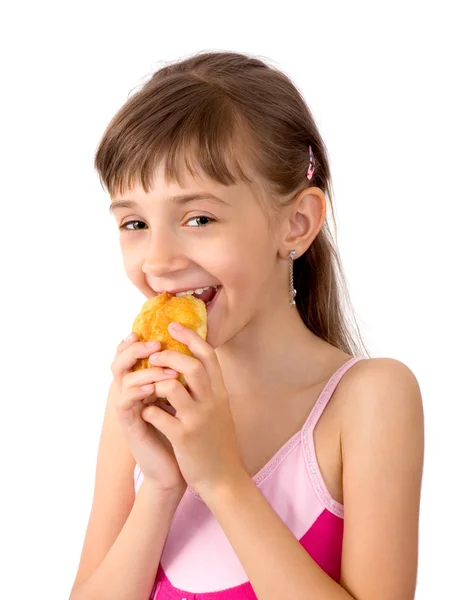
[141,230,188,276]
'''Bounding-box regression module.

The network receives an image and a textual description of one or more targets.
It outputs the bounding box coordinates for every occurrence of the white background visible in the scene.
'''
[1,1,453,598]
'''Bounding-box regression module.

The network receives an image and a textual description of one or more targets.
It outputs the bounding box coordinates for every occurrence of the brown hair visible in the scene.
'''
[94,50,370,358]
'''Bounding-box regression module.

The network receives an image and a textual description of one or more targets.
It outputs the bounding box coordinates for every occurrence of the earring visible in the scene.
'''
[289,250,297,306]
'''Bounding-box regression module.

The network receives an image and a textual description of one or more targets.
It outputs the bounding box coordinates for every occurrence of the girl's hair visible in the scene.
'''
[94,50,370,358]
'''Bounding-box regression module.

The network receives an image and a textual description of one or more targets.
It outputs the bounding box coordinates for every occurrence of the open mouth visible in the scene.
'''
[175,285,219,306]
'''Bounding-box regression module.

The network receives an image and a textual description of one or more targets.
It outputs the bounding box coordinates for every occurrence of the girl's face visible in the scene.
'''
[110,161,284,349]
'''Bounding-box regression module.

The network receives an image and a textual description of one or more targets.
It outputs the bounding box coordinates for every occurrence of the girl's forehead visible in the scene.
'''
[110,147,274,217]
[153,153,257,191]
[115,167,259,205]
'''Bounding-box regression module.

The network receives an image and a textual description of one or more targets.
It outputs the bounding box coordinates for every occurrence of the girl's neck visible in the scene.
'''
[215,304,339,405]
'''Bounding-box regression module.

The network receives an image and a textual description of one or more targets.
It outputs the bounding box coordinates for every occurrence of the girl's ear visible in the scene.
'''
[278,187,327,259]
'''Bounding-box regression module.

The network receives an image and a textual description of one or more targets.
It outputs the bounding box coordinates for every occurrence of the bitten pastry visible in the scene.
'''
[132,292,207,395]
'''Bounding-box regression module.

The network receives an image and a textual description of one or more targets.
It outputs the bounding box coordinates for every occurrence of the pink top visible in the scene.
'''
[134,356,366,600]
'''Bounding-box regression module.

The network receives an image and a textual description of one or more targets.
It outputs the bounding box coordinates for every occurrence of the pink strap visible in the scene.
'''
[302,356,365,516]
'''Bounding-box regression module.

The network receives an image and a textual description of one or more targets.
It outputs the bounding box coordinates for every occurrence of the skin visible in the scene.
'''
[110,158,345,415]
[109,158,424,598]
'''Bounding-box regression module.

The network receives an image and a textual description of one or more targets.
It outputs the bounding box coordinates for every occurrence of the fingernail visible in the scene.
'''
[149,352,160,363]
[169,322,184,331]
[140,383,155,392]
[164,368,178,376]
[124,332,135,343]
[145,341,159,348]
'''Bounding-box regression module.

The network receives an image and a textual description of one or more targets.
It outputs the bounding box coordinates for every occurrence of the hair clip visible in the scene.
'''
[306,145,315,180]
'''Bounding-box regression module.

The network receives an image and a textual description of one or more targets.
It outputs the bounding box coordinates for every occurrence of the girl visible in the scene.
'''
[70,51,424,600]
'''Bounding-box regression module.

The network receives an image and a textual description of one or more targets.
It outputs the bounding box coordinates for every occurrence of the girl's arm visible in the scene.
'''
[69,480,182,600]
[202,358,424,600]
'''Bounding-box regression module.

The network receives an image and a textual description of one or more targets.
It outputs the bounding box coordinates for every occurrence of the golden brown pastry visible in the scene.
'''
[132,292,207,393]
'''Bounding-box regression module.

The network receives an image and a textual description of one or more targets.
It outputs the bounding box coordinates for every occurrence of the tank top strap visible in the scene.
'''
[303,356,366,435]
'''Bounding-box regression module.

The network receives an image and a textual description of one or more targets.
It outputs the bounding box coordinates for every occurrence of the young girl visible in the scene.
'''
[70,51,424,600]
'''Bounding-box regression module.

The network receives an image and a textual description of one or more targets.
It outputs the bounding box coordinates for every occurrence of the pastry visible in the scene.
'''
[132,292,207,395]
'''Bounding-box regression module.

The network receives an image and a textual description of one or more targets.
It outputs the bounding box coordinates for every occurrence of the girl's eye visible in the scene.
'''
[118,216,215,231]
[118,220,147,231]
[185,215,214,227]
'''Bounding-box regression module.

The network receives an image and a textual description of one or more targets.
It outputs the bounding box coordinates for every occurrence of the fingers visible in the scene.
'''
[117,359,179,405]
[147,349,210,399]
[124,367,179,390]
[111,337,161,381]
[116,367,178,418]
[112,333,180,422]
[115,331,138,357]
[153,378,193,418]
[167,324,225,397]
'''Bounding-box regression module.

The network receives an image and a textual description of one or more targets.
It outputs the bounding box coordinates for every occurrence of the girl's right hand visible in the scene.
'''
[111,332,187,498]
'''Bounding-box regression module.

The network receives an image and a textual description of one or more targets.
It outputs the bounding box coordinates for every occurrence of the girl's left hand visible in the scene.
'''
[141,322,248,500]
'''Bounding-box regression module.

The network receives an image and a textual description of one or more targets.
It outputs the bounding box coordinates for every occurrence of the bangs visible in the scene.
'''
[94,81,259,198]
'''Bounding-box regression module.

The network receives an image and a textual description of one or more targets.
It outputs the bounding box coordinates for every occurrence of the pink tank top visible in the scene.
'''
[134,356,365,600]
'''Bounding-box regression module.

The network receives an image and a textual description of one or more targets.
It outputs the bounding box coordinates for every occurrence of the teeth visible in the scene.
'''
[175,285,218,297]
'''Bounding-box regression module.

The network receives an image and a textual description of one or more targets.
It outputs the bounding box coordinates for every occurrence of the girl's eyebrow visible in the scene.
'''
[109,192,230,214]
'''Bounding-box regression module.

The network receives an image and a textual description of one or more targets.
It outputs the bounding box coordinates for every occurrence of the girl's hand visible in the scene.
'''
[141,323,248,500]
[111,332,187,498]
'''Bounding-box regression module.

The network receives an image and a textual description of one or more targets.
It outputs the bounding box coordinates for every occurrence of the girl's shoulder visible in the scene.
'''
[341,355,420,392]
[338,356,422,431]
[336,356,424,466]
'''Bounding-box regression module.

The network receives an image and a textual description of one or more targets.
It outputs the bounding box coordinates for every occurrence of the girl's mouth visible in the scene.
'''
[206,285,222,314]
[171,284,221,314]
